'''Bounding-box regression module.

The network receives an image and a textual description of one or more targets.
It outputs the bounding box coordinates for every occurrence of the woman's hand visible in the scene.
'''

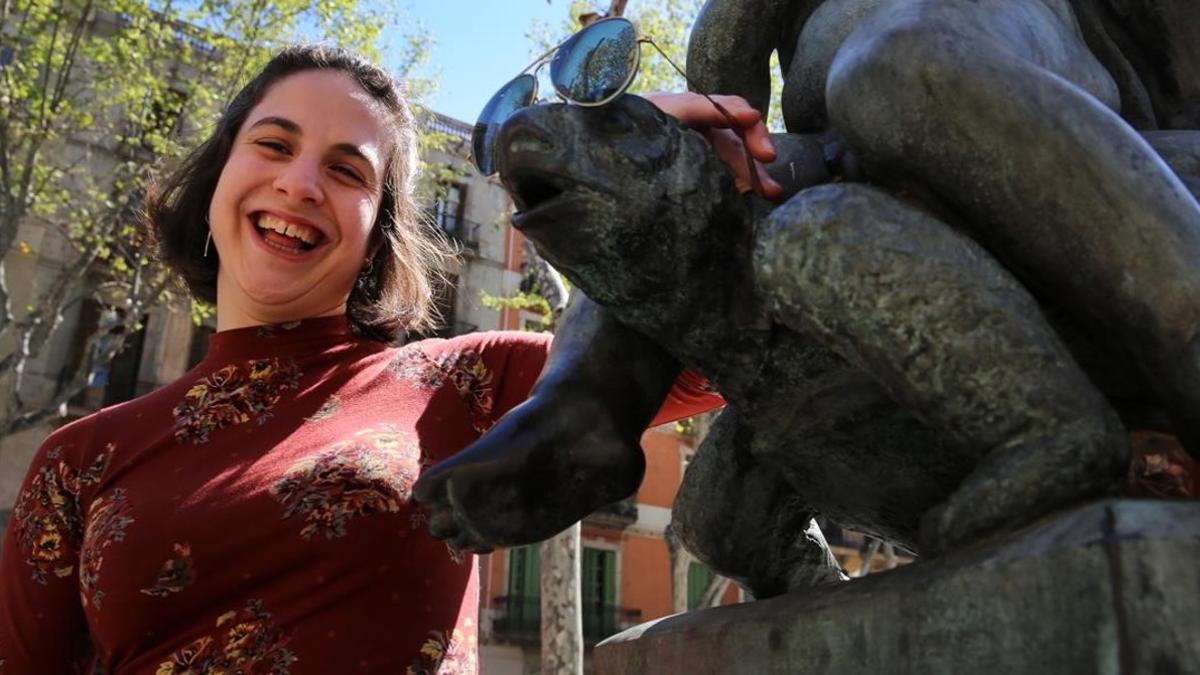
[643,91,784,200]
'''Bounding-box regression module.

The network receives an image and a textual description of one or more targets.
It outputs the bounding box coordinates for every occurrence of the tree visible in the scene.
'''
[0,0,434,436]
[537,0,783,127]
[527,4,713,673]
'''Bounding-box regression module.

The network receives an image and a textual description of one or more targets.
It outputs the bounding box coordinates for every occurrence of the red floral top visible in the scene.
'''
[0,316,720,674]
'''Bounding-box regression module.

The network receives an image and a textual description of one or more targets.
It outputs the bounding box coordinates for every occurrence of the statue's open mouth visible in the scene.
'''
[505,168,584,230]
[507,169,565,212]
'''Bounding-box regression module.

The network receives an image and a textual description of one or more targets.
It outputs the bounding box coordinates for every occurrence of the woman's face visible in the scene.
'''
[208,70,391,327]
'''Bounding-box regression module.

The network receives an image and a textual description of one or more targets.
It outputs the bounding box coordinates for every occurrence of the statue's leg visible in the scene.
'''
[686,0,805,116]
[755,183,1128,552]
[411,291,681,551]
[825,0,1200,456]
[672,407,845,598]
[1145,131,1200,199]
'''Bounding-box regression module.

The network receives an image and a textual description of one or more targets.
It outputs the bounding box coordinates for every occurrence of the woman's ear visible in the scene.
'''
[366,225,386,262]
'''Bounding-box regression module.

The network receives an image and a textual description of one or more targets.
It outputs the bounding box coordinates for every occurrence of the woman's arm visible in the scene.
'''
[412,293,721,552]
[0,422,98,673]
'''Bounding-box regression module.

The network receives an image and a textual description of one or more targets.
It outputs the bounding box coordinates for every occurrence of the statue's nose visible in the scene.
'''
[496,105,560,174]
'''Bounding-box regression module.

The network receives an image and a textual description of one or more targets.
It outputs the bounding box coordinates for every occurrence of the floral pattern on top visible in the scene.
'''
[304,395,341,423]
[270,427,419,540]
[12,445,112,584]
[140,543,196,597]
[79,488,134,610]
[406,623,478,675]
[156,599,296,675]
[389,347,495,433]
[173,358,302,444]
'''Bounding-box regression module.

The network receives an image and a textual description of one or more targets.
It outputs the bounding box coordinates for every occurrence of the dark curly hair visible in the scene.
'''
[147,44,453,342]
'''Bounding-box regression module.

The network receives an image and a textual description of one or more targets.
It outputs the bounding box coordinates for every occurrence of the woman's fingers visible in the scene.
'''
[706,128,785,200]
[644,91,782,199]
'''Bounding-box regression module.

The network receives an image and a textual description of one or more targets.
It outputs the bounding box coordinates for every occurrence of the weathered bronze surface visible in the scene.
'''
[413,0,1199,599]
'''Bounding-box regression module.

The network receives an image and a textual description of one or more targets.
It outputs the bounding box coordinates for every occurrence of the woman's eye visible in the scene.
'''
[256,139,289,153]
[332,165,365,184]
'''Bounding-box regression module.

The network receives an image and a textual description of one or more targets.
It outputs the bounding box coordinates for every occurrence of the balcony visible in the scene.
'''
[491,595,642,644]
[583,496,638,530]
[432,212,481,252]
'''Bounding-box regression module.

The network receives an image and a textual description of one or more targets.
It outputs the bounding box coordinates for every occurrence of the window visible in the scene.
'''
[506,545,540,633]
[131,87,187,152]
[582,547,618,639]
[431,183,466,237]
[102,312,150,406]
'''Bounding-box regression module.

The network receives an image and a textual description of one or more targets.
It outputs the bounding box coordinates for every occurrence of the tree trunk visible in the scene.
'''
[537,275,581,674]
[540,524,583,675]
[666,524,690,614]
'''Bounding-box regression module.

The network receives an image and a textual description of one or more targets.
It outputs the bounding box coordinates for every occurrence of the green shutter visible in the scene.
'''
[507,546,540,632]
[582,547,618,639]
[687,561,714,610]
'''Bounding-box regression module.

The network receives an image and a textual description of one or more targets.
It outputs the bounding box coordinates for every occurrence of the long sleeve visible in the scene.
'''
[0,419,100,674]
[431,327,723,438]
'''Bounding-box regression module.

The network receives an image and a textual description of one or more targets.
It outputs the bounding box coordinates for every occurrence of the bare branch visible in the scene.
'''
[35,6,65,131]
[0,257,13,332]
[48,0,94,115]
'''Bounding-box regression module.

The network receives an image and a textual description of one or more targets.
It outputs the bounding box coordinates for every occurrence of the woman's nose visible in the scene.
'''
[273,158,324,204]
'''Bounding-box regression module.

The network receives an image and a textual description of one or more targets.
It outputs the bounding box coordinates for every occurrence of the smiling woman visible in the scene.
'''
[0,43,728,674]
[148,47,451,343]
[206,71,393,331]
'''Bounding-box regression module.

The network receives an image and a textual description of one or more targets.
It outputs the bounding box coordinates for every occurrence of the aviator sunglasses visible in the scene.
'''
[471,16,763,195]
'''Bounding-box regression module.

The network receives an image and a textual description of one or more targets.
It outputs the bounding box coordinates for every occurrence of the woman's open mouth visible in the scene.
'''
[251,212,325,256]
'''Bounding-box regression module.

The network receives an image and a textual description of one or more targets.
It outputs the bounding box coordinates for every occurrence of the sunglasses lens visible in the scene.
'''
[472,74,537,175]
[550,18,638,104]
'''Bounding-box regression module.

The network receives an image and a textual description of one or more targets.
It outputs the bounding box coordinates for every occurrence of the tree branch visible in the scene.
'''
[48,0,93,115]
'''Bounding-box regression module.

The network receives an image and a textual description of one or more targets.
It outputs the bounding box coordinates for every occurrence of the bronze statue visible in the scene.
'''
[414,0,1199,598]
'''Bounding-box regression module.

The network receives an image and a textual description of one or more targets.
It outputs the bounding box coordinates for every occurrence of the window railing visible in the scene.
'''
[431,212,481,251]
[491,595,540,639]
[491,595,642,643]
[583,496,638,529]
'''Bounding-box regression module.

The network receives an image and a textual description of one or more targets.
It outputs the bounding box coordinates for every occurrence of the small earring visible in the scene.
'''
[203,231,213,257]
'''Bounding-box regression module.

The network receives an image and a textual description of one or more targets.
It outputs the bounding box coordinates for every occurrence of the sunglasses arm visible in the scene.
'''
[640,39,766,196]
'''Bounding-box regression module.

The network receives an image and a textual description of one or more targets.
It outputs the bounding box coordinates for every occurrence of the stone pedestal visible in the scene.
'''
[596,500,1199,674]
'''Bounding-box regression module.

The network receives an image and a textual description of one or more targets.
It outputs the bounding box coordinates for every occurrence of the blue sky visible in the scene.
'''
[394,1,592,124]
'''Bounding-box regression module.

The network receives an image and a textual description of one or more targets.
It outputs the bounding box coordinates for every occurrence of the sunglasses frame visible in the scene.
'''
[476,16,763,195]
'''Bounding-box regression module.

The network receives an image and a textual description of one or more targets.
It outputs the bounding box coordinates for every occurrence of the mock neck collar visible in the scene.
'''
[204,315,366,362]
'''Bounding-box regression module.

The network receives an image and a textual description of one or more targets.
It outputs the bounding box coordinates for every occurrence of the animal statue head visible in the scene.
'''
[495,95,754,313]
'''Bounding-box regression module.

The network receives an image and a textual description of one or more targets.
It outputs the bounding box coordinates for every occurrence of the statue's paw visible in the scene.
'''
[918,498,1000,556]
[412,396,649,549]
[412,463,497,554]
[917,502,952,556]
[414,456,607,550]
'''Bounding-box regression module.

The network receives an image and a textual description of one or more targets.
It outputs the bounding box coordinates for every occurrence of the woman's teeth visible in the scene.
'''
[255,214,321,252]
